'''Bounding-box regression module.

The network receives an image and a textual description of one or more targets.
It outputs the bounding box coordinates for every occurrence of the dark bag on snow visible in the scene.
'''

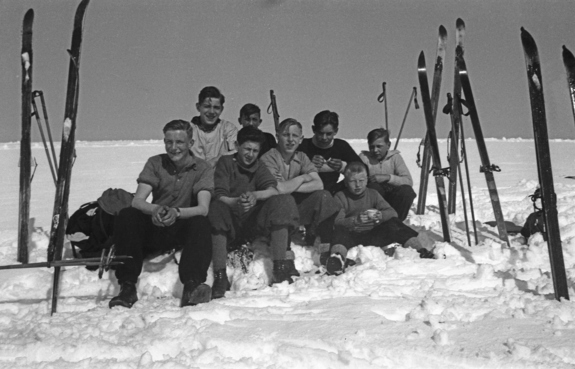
[66,188,133,259]
[520,188,546,240]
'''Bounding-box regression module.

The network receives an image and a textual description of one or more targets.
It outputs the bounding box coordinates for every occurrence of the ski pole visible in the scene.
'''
[34,90,58,172]
[393,87,419,150]
[31,91,57,185]
[457,99,478,245]
[267,90,280,134]
[377,82,388,130]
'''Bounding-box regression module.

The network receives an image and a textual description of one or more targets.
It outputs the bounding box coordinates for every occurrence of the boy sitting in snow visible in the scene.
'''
[208,126,299,299]
[261,118,340,246]
[327,162,432,274]
[359,128,416,221]
[109,120,214,309]
[190,86,238,167]
[238,103,276,157]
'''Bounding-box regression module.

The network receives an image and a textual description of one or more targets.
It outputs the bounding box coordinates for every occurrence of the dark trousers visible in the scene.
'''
[292,190,340,243]
[368,183,416,221]
[114,207,212,285]
[209,195,299,245]
[332,217,418,250]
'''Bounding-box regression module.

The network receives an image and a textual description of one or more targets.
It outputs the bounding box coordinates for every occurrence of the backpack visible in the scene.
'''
[66,188,133,259]
[520,188,546,240]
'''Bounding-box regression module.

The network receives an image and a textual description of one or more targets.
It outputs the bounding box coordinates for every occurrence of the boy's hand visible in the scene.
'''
[312,155,326,169]
[372,210,383,224]
[326,158,343,172]
[160,207,179,226]
[238,192,257,213]
[152,205,170,227]
[369,174,391,183]
[356,211,373,225]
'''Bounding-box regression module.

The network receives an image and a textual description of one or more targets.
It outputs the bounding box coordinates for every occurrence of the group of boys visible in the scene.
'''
[109,86,428,310]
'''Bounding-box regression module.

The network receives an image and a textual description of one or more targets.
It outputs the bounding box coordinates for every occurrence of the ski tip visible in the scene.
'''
[563,45,575,67]
[456,18,465,29]
[439,25,447,38]
[24,8,34,22]
[418,51,426,69]
[520,27,538,55]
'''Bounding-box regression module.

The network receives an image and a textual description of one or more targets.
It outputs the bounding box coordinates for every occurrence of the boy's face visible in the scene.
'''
[313,124,337,148]
[196,97,223,126]
[239,113,262,128]
[235,140,261,166]
[344,170,368,196]
[369,137,390,161]
[164,130,192,164]
[277,124,303,156]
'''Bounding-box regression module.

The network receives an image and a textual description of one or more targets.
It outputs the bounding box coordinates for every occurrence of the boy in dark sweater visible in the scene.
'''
[328,162,432,274]
[208,126,299,299]
[298,110,362,194]
[238,103,276,157]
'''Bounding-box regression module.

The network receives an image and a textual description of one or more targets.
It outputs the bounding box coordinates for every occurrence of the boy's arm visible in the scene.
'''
[223,121,239,153]
[181,190,211,218]
[375,193,398,222]
[132,183,159,215]
[387,154,413,187]
[334,193,358,230]
[277,172,323,194]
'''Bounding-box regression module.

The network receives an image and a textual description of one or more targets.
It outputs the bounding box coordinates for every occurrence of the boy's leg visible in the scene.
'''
[177,216,212,284]
[111,207,170,308]
[255,195,299,284]
[292,190,340,245]
[208,201,238,298]
[114,207,155,285]
[369,217,418,247]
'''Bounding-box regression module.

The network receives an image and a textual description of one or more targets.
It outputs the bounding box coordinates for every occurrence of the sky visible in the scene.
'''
[1,0,575,143]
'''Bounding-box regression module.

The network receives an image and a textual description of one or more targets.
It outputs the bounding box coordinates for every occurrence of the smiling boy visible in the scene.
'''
[190,86,238,167]
[261,118,340,246]
[298,110,362,194]
[109,120,214,309]
[208,126,299,299]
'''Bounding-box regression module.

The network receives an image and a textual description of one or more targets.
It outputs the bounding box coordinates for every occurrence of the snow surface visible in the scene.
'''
[1,139,575,368]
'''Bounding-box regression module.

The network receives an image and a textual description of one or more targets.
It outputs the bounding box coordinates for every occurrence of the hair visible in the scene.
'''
[277,118,303,134]
[239,103,261,118]
[237,125,265,146]
[312,110,339,132]
[343,161,368,177]
[163,119,193,139]
[198,86,225,105]
[367,128,390,144]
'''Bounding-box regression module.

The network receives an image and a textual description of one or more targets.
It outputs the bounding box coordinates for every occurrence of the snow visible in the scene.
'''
[1,139,575,368]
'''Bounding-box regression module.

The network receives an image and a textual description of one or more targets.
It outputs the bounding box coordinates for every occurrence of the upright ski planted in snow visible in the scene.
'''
[457,53,509,246]
[47,0,90,315]
[521,28,569,301]
[417,51,451,242]
[416,26,447,215]
[447,18,465,214]
[18,9,34,264]
[562,45,575,127]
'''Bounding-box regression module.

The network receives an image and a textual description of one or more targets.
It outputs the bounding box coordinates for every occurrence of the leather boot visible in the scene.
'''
[109,281,138,309]
[181,280,211,307]
[271,260,299,285]
[211,269,230,299]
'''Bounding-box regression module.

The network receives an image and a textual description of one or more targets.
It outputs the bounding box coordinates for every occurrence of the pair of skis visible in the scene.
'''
[417,21,509,246]
[12,0,92,315]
